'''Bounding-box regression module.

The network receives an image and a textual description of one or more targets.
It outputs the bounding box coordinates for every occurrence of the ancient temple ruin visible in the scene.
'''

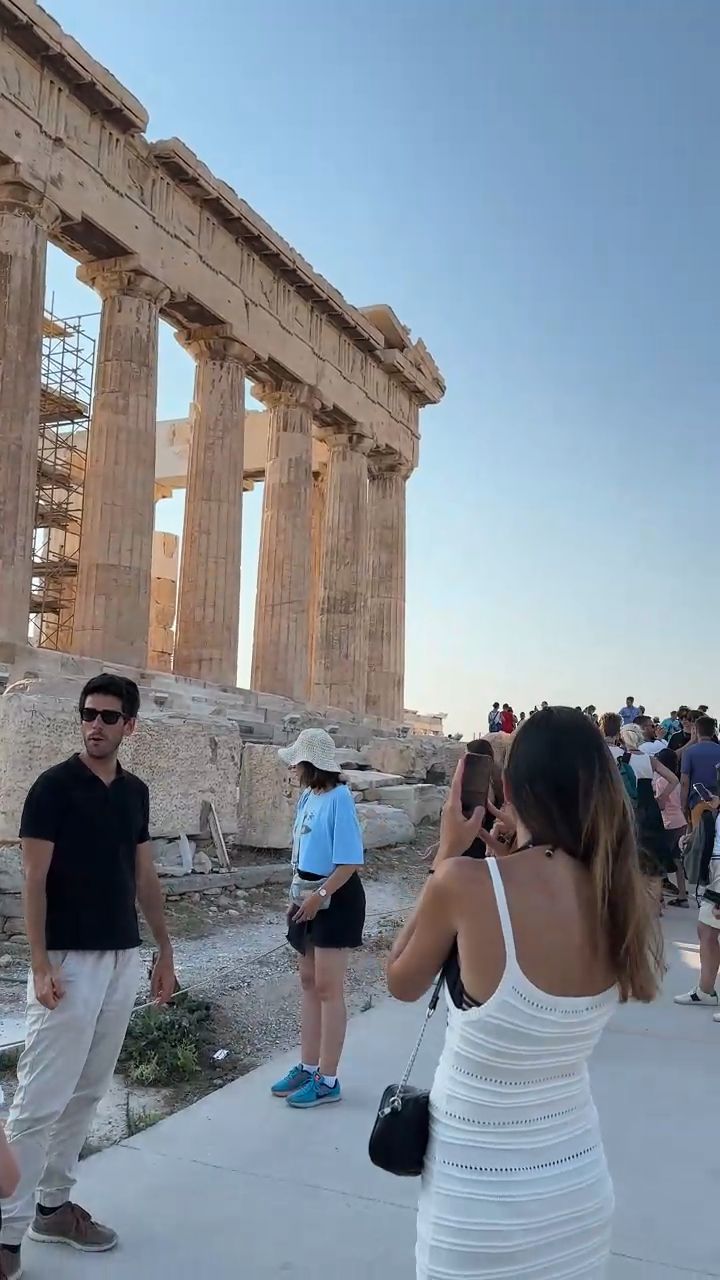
[0,0,445,847]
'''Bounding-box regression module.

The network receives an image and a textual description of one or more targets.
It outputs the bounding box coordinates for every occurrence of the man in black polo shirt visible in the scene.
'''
[0,674,174,1276]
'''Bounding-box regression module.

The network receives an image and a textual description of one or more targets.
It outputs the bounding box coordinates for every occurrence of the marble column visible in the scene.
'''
[72,258,170,665]
[174,329,251,685]
[0,173,59,644]
[366,456,409,721]
[251,381,318,700]
[311,431,371,714]
[148,528,179,673]
[308,462,327,685]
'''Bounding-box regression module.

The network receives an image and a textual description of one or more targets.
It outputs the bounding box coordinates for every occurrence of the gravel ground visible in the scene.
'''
[0,832,435,1149]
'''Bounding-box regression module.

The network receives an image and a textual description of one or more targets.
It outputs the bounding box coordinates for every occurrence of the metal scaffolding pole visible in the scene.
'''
[29,305,97,650]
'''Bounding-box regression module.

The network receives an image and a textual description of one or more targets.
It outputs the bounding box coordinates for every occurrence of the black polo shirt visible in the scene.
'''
[19,754,149,951]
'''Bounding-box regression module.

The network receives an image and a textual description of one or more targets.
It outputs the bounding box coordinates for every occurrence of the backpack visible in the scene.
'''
[617,753,638,805]
[684,809,716,889]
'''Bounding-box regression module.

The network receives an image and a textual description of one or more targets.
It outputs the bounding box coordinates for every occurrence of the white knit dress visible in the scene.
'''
[417,858,616,1279]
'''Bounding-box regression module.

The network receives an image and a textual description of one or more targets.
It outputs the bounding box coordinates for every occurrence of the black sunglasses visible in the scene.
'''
[80,708,127,725]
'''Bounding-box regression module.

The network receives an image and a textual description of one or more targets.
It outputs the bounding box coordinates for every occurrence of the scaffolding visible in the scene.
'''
[29,307,97,650]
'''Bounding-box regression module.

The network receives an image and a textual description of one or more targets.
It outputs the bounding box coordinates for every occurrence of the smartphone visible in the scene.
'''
[461,753,492,817]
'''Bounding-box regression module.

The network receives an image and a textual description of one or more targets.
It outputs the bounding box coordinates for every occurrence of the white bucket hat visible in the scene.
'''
[278,727,341,773]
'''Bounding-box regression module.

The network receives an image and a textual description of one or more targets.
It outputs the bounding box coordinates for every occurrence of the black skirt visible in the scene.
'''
[287,871,366,955]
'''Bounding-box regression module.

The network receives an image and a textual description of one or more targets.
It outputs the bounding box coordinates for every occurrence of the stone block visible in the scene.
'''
[257,693,297,715]
[148,651,172,673]
[0,687,242,840]
[363,736,464,783]
[356,803,415,849]
[234,863,291,889]
[150,600,175,630]
[152,836,197,877]
[151,576,177,607]
[323,706,354,724]
[0,893,22,917]
[375,784,447,825]
[2,917,26,938]
[158,865,291,895]
[335,749,367,769]
[237,745,300,849]
[159,871,235,895]
[343,769,405,792]
[0,848,23,893]
[224,707,267,726]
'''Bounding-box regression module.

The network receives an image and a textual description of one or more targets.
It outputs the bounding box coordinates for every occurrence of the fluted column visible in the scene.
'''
[173,329,251,685]
[251,381,319,700]
[366,455,410,721]
[0,171,59,644]
[311,431,371,714]
[308,462,327,684]
[72,257,170,665]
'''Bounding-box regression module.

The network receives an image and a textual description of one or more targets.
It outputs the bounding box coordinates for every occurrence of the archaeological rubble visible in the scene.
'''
[0,0,449,936]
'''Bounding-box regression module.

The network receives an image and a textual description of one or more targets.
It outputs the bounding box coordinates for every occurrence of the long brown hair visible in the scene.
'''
[506,707,663,1002]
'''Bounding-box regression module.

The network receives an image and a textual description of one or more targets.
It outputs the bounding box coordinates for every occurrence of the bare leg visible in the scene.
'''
[298,949,321,1067]
[315,949,350,1078]
[698,924,720,995]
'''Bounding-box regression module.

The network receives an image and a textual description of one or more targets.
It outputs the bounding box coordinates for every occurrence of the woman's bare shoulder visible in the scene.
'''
[435,855,496,900]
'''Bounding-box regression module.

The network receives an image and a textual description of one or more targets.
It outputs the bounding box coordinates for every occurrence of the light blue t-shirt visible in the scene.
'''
[291,786,365,877]
[619,705,639,724]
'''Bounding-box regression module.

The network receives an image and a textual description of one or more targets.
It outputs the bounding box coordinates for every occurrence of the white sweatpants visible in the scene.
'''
[1,948,141,1245]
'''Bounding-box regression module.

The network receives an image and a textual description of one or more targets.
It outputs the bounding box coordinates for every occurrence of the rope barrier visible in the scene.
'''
[0,897,416,1056]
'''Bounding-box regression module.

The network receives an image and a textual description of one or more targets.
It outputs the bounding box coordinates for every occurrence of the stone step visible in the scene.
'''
[335,749,368,769]
[158,864,291,895]
[375,783,447,825]
[356,803,415,849]
[343,769,405,792]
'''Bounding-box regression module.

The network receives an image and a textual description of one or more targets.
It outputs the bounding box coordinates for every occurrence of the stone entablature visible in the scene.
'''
[0,0,443,468]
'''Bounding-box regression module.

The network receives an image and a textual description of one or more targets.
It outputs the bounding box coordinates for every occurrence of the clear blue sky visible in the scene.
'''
[46,0,719,733]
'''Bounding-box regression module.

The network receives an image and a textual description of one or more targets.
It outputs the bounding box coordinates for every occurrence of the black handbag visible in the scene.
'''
[368,974,443,1177]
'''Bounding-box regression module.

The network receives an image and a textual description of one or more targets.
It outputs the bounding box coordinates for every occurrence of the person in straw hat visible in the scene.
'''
[270,729,366,1108]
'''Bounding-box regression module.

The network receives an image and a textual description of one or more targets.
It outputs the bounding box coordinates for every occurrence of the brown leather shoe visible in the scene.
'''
[0,1244,22,1279]
[28,1202,117,1252]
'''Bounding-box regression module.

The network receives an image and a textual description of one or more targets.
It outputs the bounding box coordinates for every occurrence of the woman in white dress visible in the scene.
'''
[388,707,662,1280]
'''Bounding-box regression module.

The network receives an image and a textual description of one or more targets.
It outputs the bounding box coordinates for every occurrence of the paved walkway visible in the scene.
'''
[23,910,718,1278]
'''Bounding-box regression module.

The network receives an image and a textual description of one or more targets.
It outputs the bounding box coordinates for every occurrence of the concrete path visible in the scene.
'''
[23,910,719,1278]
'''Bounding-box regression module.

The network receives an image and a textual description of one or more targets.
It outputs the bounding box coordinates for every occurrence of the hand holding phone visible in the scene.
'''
[436,757,488,861]
[461,753,492,817]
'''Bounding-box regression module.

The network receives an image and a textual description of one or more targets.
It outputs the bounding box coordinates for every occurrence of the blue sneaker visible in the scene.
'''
[287,1072,341,1108]
[270,1064,312,1097]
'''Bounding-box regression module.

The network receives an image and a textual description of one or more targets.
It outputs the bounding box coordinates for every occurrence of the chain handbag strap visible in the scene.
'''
[383,974,444,1114]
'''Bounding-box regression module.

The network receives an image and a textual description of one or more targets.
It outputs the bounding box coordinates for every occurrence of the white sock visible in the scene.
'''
[302,1063,318,1074]
[321,1074,337,1088]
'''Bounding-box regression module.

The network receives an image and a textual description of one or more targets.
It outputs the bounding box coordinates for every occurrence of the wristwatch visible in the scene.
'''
[318,887,328,899]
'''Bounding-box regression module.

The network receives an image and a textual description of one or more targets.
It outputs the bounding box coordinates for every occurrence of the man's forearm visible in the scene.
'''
[137,871,172,951]
[681,779,690,815]
[23,877,49,968]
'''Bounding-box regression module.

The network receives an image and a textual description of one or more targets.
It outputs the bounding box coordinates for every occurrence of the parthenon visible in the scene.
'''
[0,0,444,728]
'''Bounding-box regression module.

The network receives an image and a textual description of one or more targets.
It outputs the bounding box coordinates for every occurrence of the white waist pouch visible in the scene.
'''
[290,873,332,910]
